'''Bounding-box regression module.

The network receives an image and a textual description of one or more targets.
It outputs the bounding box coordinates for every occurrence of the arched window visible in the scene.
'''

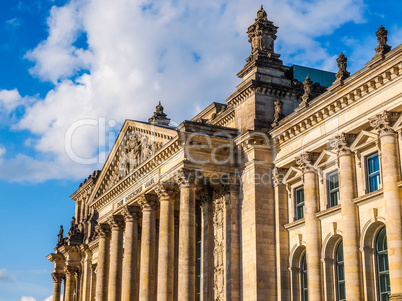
[376,227,390,301]
[301,254,308,301]
[336,241,346,301]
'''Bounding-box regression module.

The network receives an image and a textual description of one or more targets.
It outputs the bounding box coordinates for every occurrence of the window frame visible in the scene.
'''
[376,227,390,301]
[294,186,305,220]
[301,253,308,301]
[366,152,381,193]
[335,241,346,301]
[327,170,340,208]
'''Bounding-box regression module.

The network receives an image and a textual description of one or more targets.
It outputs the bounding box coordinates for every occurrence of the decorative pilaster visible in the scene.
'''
[330,133,362,300]
[121,205,141,301]
[272,167,290,301]
[95,223,111,301]
[176,169,198,301]
[139,194,159,301]
[296,152,321,301]
[370,111,402,300]
[81,247,92,301]
[155,184,176,301]
[51,272,64,301]
[107,215,125,301]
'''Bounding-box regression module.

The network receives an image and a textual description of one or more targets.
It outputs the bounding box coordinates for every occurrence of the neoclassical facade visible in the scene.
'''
[48,6,402,301]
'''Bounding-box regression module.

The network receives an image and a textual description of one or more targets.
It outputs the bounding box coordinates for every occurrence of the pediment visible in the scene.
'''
[350,130,377,151]
[393,113,402,131]
[283,166,302,184]
[91,120,177,200]
[314,150,337,169]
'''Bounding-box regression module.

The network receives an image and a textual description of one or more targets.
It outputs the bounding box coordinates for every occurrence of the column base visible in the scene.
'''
[390,294,402,301]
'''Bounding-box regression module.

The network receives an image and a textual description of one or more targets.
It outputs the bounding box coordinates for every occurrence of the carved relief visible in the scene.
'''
[213,185,227,301]
[247,5,277,54]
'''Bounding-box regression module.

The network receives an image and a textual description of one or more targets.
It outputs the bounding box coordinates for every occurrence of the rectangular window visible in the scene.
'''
[295,186,305,220]
[328,171,340,208]
[367,153,381,192]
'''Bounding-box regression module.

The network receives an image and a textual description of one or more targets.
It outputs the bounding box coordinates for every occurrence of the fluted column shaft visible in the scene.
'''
[304,170,321,301]
[52,273,63,301]
[108,215,125,301]
[122,206,140,301]
[139,195,158,301]
[380,132,402,299]
[177,171,197,301]
[200,197,214,301]
[64,266,77,301]
[95,224,111,301]
[156,185,175,301]
[339,152,362,299]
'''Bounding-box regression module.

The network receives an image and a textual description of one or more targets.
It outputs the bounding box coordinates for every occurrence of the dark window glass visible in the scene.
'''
[336,241,346,301]
[376,227,390,301]
[295,186,305,220]
[301,254,308,301]
[367,153,381,192]
[328,171,340,207]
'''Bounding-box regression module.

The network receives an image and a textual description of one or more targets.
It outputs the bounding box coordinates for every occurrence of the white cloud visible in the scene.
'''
[2,0,371,182]
[0,146,5,157]
[0,89,24,113]
[21,297,36,301]
[43,296,52,301]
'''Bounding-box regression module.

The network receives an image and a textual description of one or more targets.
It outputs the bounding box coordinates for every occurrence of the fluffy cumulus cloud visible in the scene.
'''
[21,297,36,301]
[0,0,375,182]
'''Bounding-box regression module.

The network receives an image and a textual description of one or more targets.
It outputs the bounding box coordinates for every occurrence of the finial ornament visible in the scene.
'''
[271,98,284,127]
[335,52,350,82]
[148,101,171,126]
[300,76,313,107]
[374,25,391,58]
[247,6,277,55]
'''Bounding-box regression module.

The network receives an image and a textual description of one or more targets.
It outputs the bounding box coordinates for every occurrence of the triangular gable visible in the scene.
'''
[350,130,377,151]
[314,150,337,169]
[283,166,302,184]
[393,113,402,131]
[90,120,177,202]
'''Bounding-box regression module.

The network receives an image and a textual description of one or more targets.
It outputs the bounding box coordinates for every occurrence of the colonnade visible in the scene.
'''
[53,170,241,301]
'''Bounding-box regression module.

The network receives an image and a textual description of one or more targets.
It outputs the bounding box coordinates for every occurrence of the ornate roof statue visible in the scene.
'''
[335,52,350,82]
[373,25,391,59]
[299,76,313,107]
[148,101,171,126]
[271,98,284,127]
[238,5,283,78]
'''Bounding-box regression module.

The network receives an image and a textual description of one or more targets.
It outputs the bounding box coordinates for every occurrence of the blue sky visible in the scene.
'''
[0,0,401,300]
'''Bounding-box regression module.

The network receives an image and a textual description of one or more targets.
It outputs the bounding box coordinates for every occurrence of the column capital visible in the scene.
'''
[369,110,399,136]
[272,167,288,187]
[197,186,212,206]
[95,223,111,239]
[107,215,125,230]
[330,133,356,155]
[295,152,319,173]
[64,265,79,276]
[155,183,178,201]
[51,272,64,283]
[121,205,140,222]
[213,184,229,200]
[175,168,201,188]
[138,194,158,211]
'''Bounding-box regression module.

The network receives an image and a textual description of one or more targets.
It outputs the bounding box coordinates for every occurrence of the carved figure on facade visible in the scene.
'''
[148,101,171,126]
[247,5,276,54]
[271,98,284,127]
[374,25,391,58]
[335,52,350,82]
[57,225,64,245]
[300,76,313,106]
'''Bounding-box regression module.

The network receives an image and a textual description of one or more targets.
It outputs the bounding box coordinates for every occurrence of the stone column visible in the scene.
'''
[95,223,111,301]
[296,153,321,301]
[173,211,179,301]
[198,187,214,301]
[108,215,125,301]
[370,111,402,300]
[122,205,140,301]
[81,247,92,301]
[176,169,197,301]
[331,133,362,300]
[64,266,78,301]
[51,273,63,301]
[89,264,96,301]
[273,167,290,301]
[139,194,158,301]
[155,184,176,301]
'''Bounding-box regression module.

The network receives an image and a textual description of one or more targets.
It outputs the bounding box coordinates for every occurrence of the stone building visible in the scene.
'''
[47,6,402,301]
